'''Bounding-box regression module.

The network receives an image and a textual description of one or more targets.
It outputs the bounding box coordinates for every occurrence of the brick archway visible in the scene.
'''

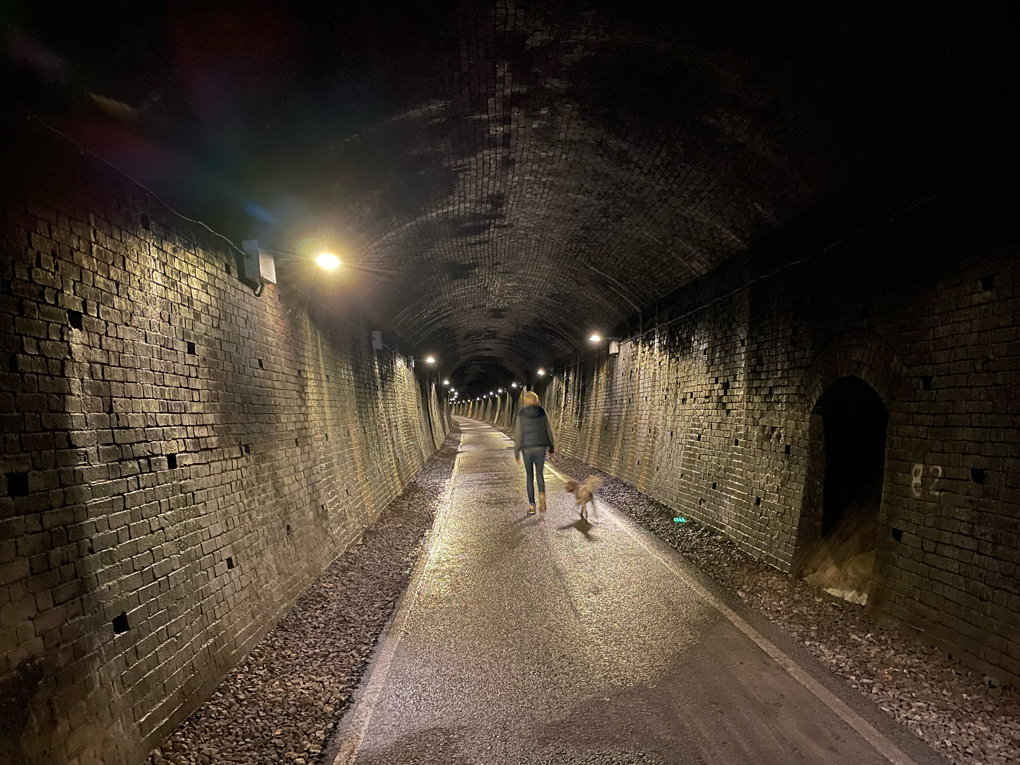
[792,332,908,576]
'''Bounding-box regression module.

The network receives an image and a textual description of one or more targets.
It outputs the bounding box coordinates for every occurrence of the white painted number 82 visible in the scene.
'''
[912,463,942,498]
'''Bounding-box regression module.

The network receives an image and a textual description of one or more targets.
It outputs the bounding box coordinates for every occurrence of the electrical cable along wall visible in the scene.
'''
[0,119,447,764]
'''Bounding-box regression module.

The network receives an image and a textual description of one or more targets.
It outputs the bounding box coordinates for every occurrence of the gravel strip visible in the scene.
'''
[147,427,461,765]
[548,451,1020,765]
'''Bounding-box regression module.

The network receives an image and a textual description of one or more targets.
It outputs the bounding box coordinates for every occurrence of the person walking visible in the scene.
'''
[513,391,555,514]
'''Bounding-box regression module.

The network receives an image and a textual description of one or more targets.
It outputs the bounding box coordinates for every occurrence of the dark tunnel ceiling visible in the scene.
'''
[7,1,1018,392]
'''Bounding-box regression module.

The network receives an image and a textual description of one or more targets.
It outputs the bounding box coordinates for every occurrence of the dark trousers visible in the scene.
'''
[522,447,547,505]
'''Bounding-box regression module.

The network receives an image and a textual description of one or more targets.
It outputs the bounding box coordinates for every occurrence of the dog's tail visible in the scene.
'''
[584,476,603,492]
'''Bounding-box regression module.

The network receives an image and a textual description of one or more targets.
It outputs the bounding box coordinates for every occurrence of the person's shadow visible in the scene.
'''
[557,517,597,542]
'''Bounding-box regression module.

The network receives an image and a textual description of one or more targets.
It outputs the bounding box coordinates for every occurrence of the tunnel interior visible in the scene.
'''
[2,2,1019,761]
[801,376,889,604]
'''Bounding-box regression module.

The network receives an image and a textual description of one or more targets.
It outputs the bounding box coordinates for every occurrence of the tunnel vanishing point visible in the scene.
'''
[1,3,1018,763]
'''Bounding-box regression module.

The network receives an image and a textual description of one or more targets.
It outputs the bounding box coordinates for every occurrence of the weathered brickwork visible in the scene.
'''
[0,135,447,764]
[459,200,1019,685]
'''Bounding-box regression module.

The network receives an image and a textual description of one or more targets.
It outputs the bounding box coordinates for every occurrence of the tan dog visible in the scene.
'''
[564,476,603,521]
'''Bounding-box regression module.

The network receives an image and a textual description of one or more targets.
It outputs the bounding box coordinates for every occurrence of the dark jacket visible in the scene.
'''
[513,405,555,458]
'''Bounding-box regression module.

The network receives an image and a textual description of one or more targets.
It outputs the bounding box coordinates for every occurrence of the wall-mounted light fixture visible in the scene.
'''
[425,355,436,364]
[536,368,546,377]
[316,252,341,271]
[511,382,518,388]
[589,333,602,343]
[443,379,450,385]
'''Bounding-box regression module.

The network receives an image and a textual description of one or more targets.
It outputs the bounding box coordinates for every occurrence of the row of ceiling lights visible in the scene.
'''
[313,254,617,401]
[452,334,621,402]
[450,336,621,402]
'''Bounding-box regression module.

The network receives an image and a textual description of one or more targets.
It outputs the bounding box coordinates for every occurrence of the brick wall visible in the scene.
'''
[462,188,1020,685]
[0,121,446,764]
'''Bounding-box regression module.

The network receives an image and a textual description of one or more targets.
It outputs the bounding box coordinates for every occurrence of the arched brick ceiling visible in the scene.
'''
[10,1,1017,393]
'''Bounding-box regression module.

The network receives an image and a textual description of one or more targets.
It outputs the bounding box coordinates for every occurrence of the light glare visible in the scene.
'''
[316,253,341,270]
[589,333,602,343]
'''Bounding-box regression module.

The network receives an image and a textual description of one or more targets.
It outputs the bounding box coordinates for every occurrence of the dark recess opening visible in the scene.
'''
[113,612,129,634]
[800,376,889,604]
[922,375,933,390]
[258,358,264,369]
[68,309,83,330]
[187,341,196,355]
[6,472,29,497]
[892,528,904,543]
[821,376,889,536]
[140,213,150,231]
[167,454,177,470]
[785,444,791,455]
[243,444,250,454]
[980,275,995,290]
[971,467,985,484]
[226,556,235,569]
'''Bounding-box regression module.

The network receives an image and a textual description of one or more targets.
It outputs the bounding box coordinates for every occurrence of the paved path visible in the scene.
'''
[327,418,939,765]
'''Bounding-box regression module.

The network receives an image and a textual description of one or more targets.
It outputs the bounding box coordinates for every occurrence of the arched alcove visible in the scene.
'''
[798,375,889,604]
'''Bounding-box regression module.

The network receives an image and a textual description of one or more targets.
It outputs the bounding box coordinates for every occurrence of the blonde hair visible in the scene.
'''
[522,391,540,407]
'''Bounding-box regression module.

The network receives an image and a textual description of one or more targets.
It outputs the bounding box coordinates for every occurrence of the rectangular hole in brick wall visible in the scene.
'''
[6,472,29,497]
[9,354,19,373]
[922,376,933,390]
[113,612,129,634]
[68,309,83,330]
[712,482,717,490]
[734,439,739,446]
[785,444,791,455]
[892,528,904,543]
[226,556,235,570]
[295,438,299,447]
[243,444,250,454]
[167,454,177,470]
[980,274,995,290]
[258,358,264,369]
[286,524,292,535]
[755,496,761,506]
[140,213,150,231]
[971,468,985,484]
[187,341,196,355]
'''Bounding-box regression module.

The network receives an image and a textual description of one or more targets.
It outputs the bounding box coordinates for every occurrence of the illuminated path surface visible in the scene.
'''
[324,418,943,765]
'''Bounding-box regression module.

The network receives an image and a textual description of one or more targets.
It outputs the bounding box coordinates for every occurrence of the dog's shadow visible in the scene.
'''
[557,517,598,542]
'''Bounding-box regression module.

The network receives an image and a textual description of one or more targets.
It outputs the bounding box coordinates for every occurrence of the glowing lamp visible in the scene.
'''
[316,253,341,270]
